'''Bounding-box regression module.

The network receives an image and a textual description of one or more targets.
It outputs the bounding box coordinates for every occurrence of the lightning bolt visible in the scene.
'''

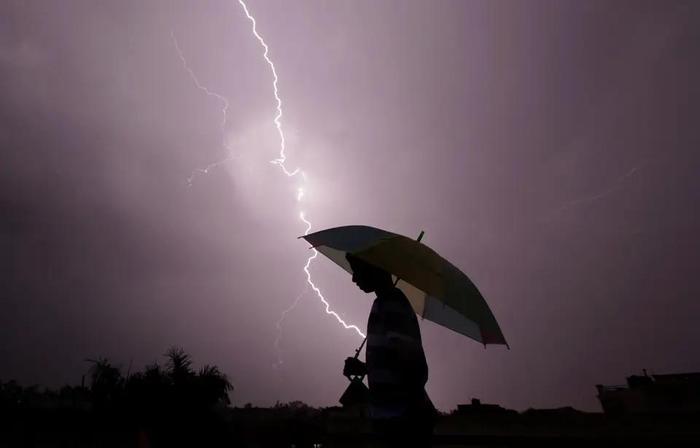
[173,2,366,359]
[300,212,366,338]
[237,0,366,340]
[236,0,298,177]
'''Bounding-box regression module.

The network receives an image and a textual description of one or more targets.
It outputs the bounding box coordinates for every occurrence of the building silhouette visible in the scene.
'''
[597,370,700,415]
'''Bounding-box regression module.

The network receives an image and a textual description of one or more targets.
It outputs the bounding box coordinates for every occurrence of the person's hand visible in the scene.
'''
[343,357,367,377]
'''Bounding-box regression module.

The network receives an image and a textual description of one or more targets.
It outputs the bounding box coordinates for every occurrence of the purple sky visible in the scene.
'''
[2,0,699,412]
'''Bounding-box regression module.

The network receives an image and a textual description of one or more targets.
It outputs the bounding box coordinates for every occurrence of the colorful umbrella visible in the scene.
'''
[302,225,508,347]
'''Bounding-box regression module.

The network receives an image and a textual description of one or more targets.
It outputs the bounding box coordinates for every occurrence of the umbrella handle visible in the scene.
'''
[352,230,425,359]
[353,338,367,359]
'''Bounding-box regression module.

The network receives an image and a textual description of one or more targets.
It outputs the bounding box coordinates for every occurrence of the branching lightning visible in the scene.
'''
[552,163,645,216]
[171,33,238,187]
[172,33,230,130]
[273,288,308,368]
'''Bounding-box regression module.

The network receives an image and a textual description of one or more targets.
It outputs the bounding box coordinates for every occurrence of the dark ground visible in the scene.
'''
[3,400,700,447]
[3,350,699,447]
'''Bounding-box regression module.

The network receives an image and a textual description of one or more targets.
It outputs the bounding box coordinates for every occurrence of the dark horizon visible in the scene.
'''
[2,0,700,413]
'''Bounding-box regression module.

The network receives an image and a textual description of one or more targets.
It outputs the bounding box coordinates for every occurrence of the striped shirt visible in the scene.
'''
[366,287,430,419]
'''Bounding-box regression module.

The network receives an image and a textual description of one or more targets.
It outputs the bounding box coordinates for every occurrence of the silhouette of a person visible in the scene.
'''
[344,253,435,448]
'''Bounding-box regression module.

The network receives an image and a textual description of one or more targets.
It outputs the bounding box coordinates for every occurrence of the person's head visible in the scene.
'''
[345,253,393,293]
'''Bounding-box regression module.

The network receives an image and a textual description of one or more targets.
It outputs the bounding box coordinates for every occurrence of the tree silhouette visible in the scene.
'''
[86,357,123,408]
[165,346,194,384]
[196,365,233,407]
[2,347,240,447]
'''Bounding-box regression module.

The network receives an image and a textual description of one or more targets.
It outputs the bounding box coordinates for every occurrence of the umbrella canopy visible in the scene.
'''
[302,225,507,346]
